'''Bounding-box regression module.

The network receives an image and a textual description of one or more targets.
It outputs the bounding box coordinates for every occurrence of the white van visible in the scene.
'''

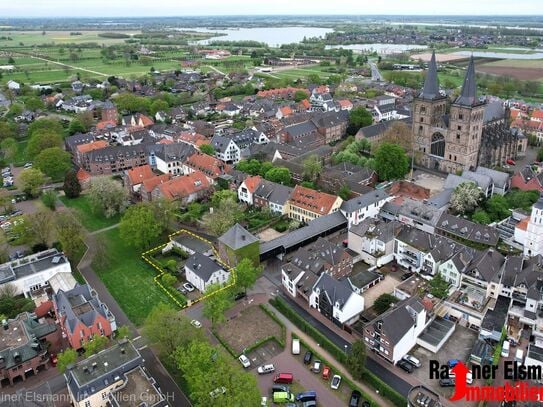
[292,338,300,355]
[515,349,524,364]
[501,340,510,357]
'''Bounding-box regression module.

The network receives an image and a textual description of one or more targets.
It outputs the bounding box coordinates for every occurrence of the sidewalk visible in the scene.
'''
[267,303,395,407]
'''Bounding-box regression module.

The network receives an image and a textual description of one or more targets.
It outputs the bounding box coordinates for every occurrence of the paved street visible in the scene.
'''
[369,61,384,82]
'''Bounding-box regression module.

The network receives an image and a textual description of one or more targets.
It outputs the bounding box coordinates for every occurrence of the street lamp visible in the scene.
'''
[344,344,348,354]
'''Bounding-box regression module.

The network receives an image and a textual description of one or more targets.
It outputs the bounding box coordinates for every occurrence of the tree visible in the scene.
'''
[88,177,128,218]
[472,209,491,225]
[294,90,308,102]
[202,198,243,236]
[150,198,177,232]
[161,273,177,287]
[83,335,109,357]
[346,339,366,380]
[348,106,373,135]
[20,210,55,247]
[264,167,291,185]
[119,203,162,249]
[34,147,71,180]
[485,195,510,222]
[429,273,450,299]
[41,190,57,210]
[150,99,170,117]
[380,121,413,152]
[302,154,322,183]
[56,348,77,373]
[199,144,215,155]
[24,96,44,111]
[374,143,409,181]
[18,168,45,197]
[210,189,238,208]
[0,284,35,318]
[235,258,262,293]
[373,293,398,314]
[0,138,17,162]
[142,303,205,360]
[27,118,64,138]
[63,169,81,198]
[203,283,233,326]
[0,121,17,140]
[450,182,484,215]
[68,119,86,135]
[338,184,351,200]
[174,340,261,407]
[26,129,63,159]
[55,211,84,260]
[116,325,131,340]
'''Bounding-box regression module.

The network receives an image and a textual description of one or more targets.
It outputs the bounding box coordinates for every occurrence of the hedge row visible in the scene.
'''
[269,296,347,364]
[270,296,407,407]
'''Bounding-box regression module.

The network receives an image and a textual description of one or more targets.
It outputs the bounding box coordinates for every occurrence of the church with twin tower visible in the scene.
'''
[412,51,525,173]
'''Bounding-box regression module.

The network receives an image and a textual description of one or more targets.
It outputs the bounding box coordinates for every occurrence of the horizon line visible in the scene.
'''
[2,14,543,18]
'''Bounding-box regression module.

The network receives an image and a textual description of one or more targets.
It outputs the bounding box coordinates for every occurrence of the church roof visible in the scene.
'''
[455,56,479,107]
[419,50,441,100]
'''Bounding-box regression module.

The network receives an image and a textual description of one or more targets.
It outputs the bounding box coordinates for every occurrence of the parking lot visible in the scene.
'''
[409,324,479,400]
[246,340,283,369]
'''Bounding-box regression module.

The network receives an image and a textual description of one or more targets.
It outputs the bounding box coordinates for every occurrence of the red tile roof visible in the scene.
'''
[280,106,293,117]
[288,185,339,215]
[158,138,174,144]
[139,113,154,127]
[185,152,230,179]
[77,168,91,182]
[76,140,109,154]
[243,175,262,193]
[299,99,311,110]
[338,100,353,108]
[142,173,171,193]
[257,87,309,99]
[157,171,211,200]
[516,217,529,231]
[532,109,543,120]
[179,132,209,147]
[127,164,155,186]
[96,120,117,130]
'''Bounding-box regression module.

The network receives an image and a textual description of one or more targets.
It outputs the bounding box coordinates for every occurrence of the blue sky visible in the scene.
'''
[1,0,541,17]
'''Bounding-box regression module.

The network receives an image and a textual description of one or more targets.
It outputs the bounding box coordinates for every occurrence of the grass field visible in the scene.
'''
[12,140,28,167]
[59,195,121,232]
[92,227,172,326]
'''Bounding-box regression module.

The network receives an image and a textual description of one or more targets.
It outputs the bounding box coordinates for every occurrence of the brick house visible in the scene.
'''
[80,144,149,176]
[53,284,116,350]
[182,152,231,184]
[152,170,212,205]
[285,185,343,223]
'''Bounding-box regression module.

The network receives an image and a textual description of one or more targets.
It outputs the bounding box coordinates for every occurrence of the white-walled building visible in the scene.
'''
[211,135,241,163]
[340,190,391,228]
[348,219,400,267]
[238,175,262,205]
[524,195,543,257]
[184,253,230,293]
[0,249,72,297]
[309,273,364,325]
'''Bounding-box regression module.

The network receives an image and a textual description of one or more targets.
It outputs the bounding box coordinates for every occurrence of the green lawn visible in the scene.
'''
[12,140,28,167]
[59,195,121,232]
[92,227,173,326]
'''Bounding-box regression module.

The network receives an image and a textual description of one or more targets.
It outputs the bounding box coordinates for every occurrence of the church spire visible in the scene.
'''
[419,50,441,100]
[455,56,478,106]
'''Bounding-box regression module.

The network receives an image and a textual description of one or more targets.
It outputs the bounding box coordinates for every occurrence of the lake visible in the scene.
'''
[453,50,543,59]
[326,43,428,54]
[189,26,333,47]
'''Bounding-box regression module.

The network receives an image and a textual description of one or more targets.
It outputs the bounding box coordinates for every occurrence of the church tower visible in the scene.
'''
[445,56,485,173]
[524,194,543,257]
[412,51,448,170]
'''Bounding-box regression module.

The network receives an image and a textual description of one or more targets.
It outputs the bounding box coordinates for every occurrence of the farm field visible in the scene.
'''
[477,59,543,80]
[0,30,141,48]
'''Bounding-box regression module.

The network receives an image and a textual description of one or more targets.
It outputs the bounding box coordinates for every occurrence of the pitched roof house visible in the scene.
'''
[183,152,231,183]
[152,170,211,204]
[184,252,230,292]
[286,185,343,223]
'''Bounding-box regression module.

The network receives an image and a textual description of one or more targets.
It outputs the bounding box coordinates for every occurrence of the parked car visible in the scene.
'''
[501,340,510,357]
[23,162,33,169]
[257,364,275,374]
[303,350,313,364]
[448,369,473,384]
[302,401,317,407]
[296,391,317,402]
[209,386,226,398]
[190,319,202,328]
[183,282,195,292]
[176,287,187,294]
[238,354,251,368]
[439,378,455,387]
[291,338,300,355]
[402,354,421,368]
[331,374,342,390]
[397,360,414,373]
[349,390,361,407]
[322,365,331,380]
[272,384,290,393]
[401,272,414,281]
[311,360,322,373]
[273,392,295,403]
[274,373,294,384]
[447,359,459,369]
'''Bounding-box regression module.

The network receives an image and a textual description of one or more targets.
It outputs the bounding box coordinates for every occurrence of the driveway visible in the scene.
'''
[360,274,400,308]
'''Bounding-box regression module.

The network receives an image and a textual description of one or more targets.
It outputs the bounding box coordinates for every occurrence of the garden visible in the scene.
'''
[60,194,121,232]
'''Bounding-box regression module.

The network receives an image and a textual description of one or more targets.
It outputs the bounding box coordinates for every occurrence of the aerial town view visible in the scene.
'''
[0,1,543,406]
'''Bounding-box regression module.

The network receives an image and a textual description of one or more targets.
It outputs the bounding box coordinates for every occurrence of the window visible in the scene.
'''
[456,134,460,140]
[457,125,462,131]
[459,113,463,120]
[420,117,424,123]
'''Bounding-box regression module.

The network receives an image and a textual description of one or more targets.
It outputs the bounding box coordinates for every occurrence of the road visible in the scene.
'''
[369,62,384,82]
[277,293,413,397]
[77,227,192,407]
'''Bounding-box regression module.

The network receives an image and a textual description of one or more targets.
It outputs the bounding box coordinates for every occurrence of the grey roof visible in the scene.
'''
[437,213,500,246]
[349,218,401,243]
[534,194,543,210]
[481,295,511,333]
[369,297,425,345]
[284,120,318,138]
[260,212,347,255]
[153,142,196,162]
[419,50,441,100]
[211,134,234,154]
[397,198,446,227]
[0,249,69,284]
[528,345,543,363]
[185,252,226,282]
[65,340,142,402]
[53,284,110,335]
[313,273,354,310]
[475,166,510,189]
[254,180,293,206]
[426,189,453,209]
[483,101,506,123]
[465,248,505,283]
[218,223,259,250]
[85,143,150,164]
[311,110,349,129]
[396,226,435,252]
[340,189,389,213]
[455,56,478,107]
[356,117,411,139]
